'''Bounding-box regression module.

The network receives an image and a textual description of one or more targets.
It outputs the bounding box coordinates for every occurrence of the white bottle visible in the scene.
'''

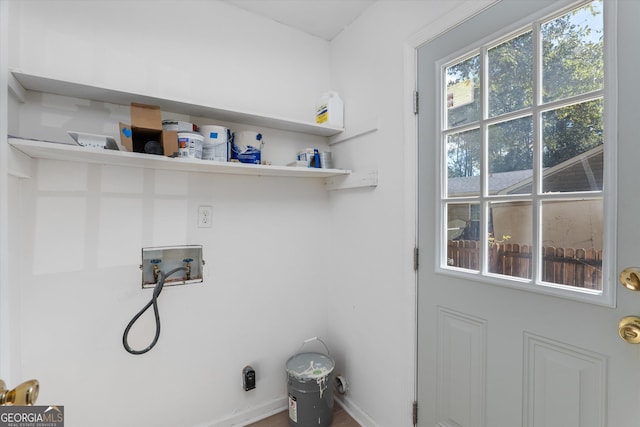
[316,91,344,128]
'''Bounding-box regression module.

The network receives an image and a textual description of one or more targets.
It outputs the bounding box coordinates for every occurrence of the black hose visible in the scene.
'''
[122,266,187,355]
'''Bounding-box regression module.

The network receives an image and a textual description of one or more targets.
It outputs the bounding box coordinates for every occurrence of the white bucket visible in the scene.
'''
[177,131,203,159]
[200,125,231,161]
[232,131,263,164]
[162,120,198,132]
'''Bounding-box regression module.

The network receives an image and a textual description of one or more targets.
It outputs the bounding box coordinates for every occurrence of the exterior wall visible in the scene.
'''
[493,200,603,249]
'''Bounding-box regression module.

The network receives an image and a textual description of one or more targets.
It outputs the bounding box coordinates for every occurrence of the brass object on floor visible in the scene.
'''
[0,379,39,405]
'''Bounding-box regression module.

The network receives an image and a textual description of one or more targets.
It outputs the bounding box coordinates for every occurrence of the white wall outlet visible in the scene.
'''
[198,206,213,228]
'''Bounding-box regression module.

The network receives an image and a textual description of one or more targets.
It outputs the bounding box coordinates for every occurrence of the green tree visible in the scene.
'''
[445,0,603,177]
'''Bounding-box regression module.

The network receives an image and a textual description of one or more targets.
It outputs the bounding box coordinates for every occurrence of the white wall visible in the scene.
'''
[13,159,331,427]
[3,0,492,426]
[326,2,481,426]
[14,0,330,123]
[8,1,334,426]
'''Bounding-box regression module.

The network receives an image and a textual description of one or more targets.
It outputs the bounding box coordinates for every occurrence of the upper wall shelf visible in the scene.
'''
[10,70,344,137]
[9,138,352,179]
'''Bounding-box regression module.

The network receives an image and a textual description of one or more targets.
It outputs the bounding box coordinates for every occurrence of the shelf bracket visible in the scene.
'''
[328,121,378,146]
[324,169,378,191]
[8,73,26,104]
[7,146,33,179]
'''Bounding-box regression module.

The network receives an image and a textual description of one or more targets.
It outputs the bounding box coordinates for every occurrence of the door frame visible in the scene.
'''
[0,0,14,385]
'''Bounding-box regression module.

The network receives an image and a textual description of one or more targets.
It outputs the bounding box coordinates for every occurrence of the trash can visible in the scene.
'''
[286,338,335,427]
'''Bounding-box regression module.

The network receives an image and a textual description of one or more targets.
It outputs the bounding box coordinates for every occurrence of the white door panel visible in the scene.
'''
[417,1,640,426]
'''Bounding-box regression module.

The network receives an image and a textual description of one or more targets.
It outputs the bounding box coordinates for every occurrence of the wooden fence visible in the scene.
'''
[447,240,602,290]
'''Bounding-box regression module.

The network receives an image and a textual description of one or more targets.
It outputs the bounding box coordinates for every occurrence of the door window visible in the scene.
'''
[440,0,607,302]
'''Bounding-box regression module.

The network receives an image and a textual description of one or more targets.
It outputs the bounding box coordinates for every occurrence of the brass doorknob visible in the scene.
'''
[619,316,640,343]
[0,379,39,406]
[619,267,640,291]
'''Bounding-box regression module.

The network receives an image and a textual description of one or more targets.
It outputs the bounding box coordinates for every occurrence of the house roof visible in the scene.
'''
[447,144,603,196]
[448,169,533,196]
[505,144,603,195]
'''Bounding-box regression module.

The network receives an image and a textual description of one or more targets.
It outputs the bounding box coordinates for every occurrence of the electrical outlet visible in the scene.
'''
[198,206,213,228]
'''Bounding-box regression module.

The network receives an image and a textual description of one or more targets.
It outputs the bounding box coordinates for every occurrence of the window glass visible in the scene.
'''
[488,201,532,280]
[542,1,604,103]
[541,199,603,290]
[488,116,533,178]
[542,98,604,192]
[440,0,605,293]
[446,54,480,128]
[488,31,533,117]
[446,202,481,272]
[447,129,480,197]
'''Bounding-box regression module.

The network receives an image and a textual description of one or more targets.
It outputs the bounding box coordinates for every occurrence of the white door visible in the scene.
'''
[417,1,640,426]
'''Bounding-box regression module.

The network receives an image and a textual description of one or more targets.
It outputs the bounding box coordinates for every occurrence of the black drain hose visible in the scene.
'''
[122,267,187,355]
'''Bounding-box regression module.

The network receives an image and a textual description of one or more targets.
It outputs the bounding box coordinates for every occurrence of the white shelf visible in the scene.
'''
[10,70,344,137]
[9,138,352,179]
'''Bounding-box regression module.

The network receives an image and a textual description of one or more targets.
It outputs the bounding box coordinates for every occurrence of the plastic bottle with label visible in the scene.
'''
[316,91,344,128]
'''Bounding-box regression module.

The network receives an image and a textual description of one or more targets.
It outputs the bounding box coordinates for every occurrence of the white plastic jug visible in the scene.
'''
[316,91,344,128]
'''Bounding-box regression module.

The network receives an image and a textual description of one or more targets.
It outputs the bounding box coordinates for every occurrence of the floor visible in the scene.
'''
[248,403,360,427]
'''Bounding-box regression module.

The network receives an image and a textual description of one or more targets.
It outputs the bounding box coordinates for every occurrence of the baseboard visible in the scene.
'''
[204,397,287,427]
[335,396,382,427]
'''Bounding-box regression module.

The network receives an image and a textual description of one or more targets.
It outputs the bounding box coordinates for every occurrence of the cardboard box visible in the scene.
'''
[119,123,178,156]
[119,103,178,156]
[131,103,162,130]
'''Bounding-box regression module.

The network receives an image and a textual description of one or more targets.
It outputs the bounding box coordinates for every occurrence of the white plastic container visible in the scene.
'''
[177,131,203,159]
[200,125,231,161]
[232,131,263,164]
[162,120,198,132]
[315,91,344,128]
